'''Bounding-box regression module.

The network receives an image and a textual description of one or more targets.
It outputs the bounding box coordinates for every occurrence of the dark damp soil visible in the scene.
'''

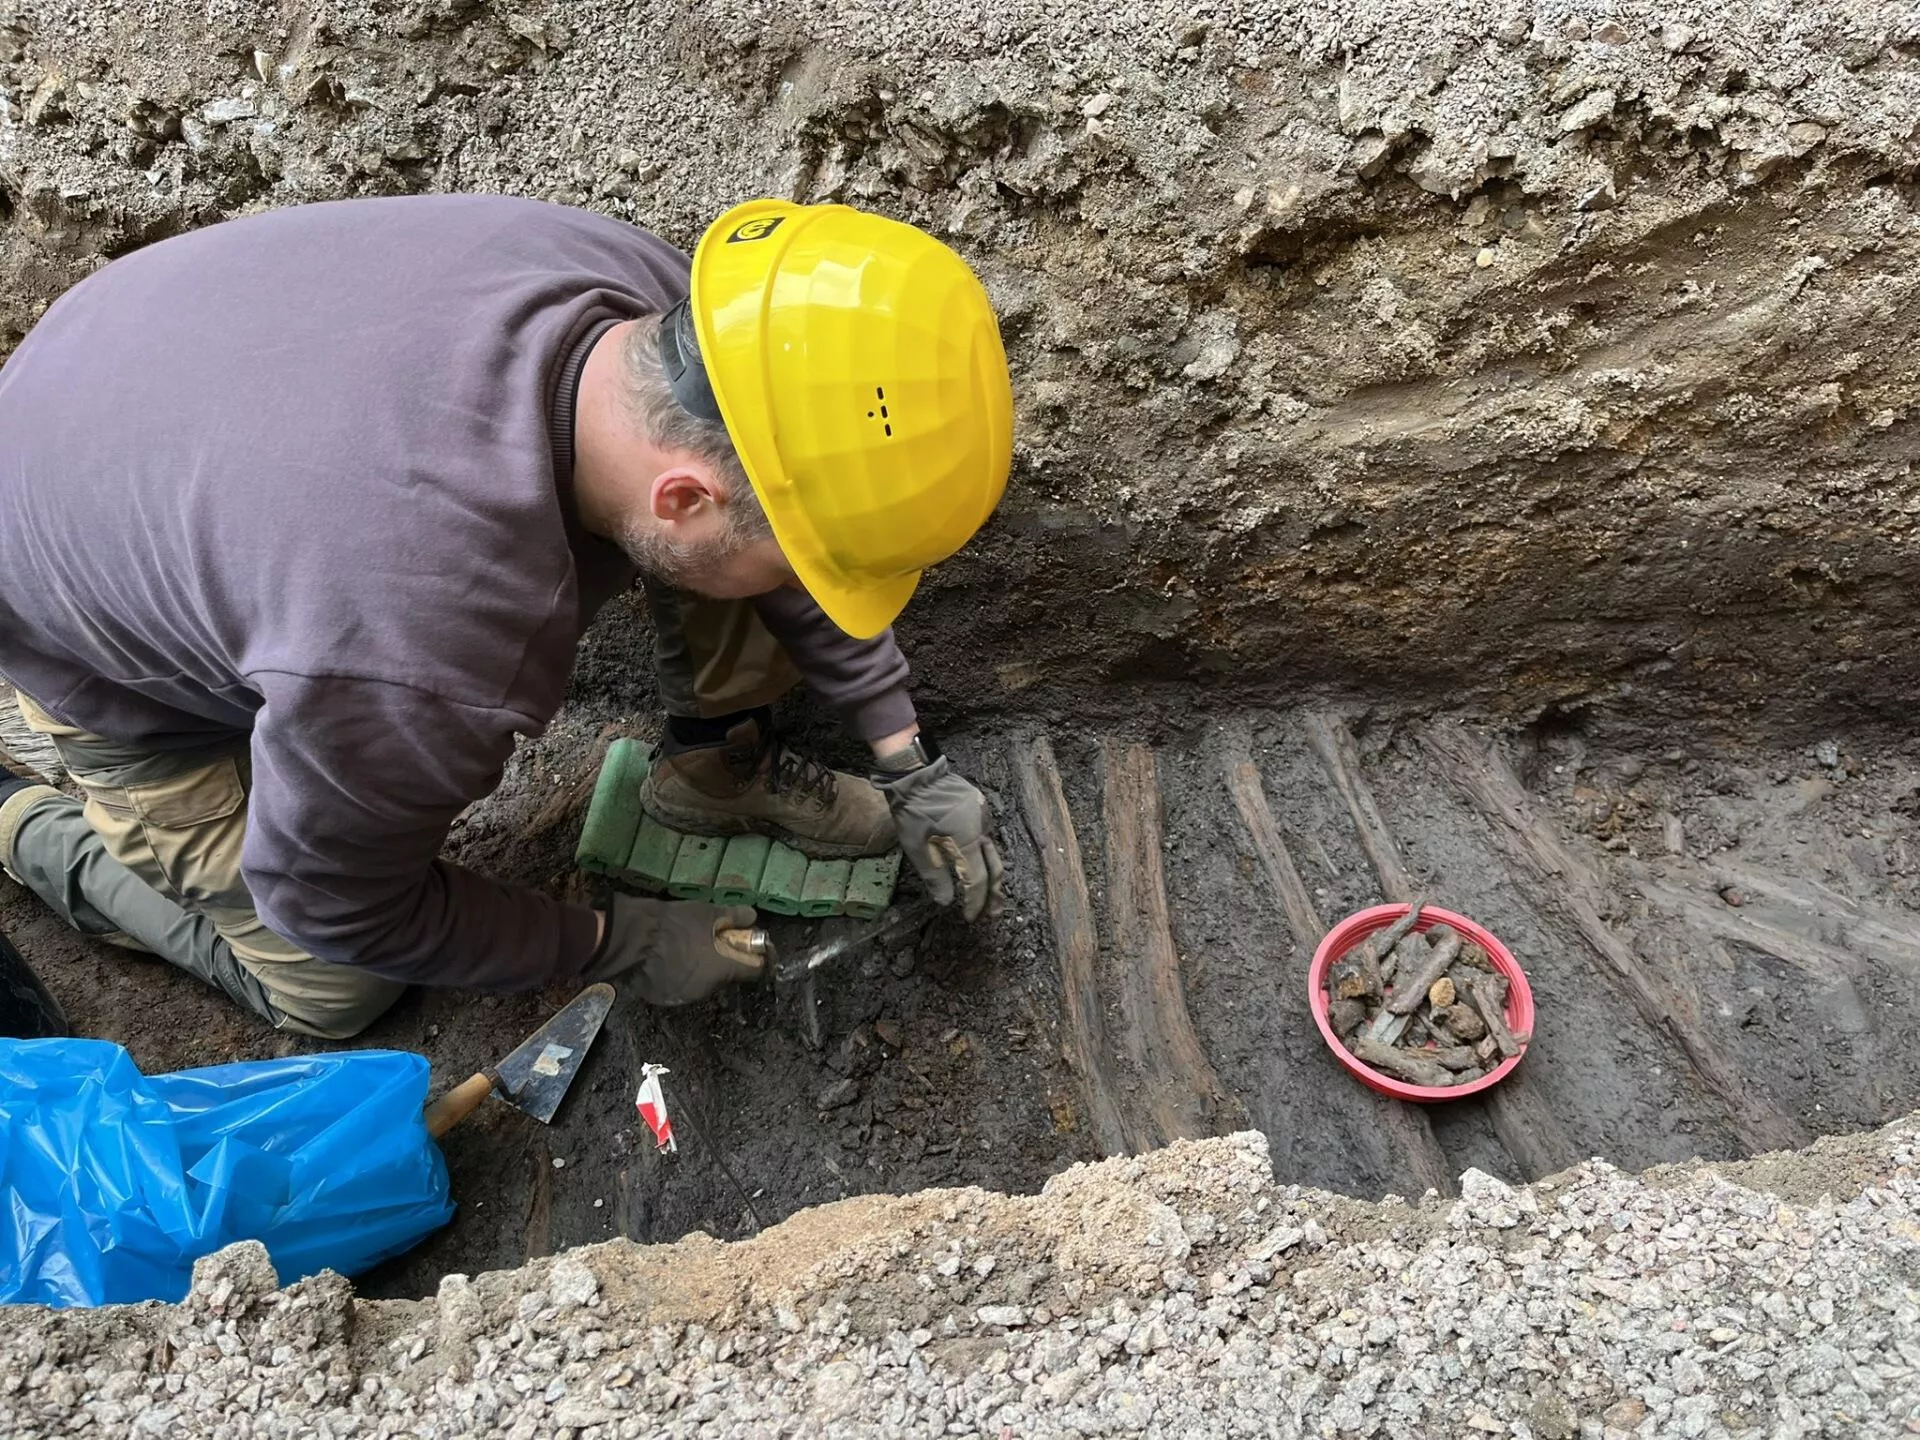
[9,624,1920,1297]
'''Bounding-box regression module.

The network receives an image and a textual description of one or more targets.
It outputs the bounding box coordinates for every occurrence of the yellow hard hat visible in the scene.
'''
[679,199,1014,640]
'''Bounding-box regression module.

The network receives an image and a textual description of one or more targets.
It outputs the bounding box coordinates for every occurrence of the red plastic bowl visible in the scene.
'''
[1308,903,1533,1103]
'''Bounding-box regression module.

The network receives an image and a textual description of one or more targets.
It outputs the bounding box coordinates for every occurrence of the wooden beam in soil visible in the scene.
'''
[1421,724,1808,1157]
[524,1133,555,1260]
[1224,754,1326,944]
[1306,712,1583,1183]
[1229,735,1456,1197]
[1708,861,1920,972]
[1305,711,1416,902]
[1101,740,1225,1147]
[1012,737,1136,1157]
[1634,875,1871,986]
[1630,871,1894,1124]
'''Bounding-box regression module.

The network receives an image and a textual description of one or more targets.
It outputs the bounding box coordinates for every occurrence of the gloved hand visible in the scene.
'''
[582,893,762,1004]
[875,757,1006,921]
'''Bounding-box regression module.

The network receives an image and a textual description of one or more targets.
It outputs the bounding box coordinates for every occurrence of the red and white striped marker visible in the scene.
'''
[635,1064,677,1153]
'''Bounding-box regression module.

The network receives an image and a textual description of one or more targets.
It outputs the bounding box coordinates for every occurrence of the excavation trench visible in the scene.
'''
[8,633,1920,1300]
[6,0,1920,1304]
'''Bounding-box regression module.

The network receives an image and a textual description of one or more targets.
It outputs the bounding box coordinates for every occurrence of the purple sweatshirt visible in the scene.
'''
[0,195,914,989]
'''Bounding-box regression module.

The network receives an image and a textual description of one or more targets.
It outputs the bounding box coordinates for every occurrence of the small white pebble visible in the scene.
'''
[593,1198,605,1209]
[552,1158,566,1169]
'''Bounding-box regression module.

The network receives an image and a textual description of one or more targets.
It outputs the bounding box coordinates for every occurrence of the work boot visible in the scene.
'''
[640,714,896,859]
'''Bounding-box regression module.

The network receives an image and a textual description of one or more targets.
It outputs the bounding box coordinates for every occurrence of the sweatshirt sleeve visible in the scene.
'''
[751,586,918,742]
[239,671,600,989]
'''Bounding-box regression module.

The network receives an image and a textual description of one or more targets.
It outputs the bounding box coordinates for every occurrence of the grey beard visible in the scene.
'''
[615,515,753,590]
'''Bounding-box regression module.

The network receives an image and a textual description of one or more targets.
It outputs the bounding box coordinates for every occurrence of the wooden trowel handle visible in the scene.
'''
[424,1072,495,1138]
[718,926,773,970]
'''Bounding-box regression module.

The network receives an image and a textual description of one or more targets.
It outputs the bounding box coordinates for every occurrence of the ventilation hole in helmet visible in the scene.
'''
[884,424,893,436]
[880,405,889,419]
[876,385,886,399]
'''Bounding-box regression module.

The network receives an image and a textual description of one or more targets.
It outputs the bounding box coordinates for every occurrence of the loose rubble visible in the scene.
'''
[4,1119,1917,1436]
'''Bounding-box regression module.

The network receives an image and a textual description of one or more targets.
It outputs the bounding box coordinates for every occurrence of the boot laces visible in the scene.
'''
[764,741,839,806]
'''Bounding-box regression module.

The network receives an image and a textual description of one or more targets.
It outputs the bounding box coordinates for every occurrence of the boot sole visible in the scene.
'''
[638,788,893,863]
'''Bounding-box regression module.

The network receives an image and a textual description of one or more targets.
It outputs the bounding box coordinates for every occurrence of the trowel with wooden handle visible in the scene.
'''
[423,983,615,1138]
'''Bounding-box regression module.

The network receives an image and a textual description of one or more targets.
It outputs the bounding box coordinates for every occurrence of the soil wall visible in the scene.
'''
[4,1,1919,734]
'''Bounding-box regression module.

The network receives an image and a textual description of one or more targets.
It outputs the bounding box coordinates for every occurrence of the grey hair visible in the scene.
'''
[619,316,771,542]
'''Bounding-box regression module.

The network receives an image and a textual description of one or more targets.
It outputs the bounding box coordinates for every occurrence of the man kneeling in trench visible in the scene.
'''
[0,195,1012,1037]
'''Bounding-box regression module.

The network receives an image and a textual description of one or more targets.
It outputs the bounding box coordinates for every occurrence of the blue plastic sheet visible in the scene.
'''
[0,1039,455,1307]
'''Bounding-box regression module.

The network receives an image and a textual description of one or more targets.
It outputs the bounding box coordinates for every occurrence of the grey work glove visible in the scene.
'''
[583,893,762,1004]
[875,757,1006,921]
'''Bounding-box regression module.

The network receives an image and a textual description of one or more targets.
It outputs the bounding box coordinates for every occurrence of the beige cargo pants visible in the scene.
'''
[0,592,802,1038]
[645,580,801,719]
[2,691,406,1038]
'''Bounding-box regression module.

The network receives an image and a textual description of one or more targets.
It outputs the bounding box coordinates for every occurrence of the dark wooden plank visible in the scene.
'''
[1307,713,1586,1183]
[1305,711,1415,902]
[1631,868,1893,1125]
[1422,724,1808,1156]
[1481,1066,1583,1182]
[1234,731,1456,1196]
[1224,754,1325,944]
[1101,741,1224,1146]
[524,1135,554,1261]
[1012,737,1135,1157]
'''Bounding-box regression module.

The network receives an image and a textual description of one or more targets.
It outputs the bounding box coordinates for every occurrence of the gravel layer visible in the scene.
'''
[4,1118,1917,1437]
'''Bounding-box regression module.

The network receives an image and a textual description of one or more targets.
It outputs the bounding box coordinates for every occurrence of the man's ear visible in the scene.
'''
[649,466,722,524]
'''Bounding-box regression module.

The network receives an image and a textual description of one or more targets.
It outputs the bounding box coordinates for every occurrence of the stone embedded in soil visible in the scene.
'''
[974,1304,1027,1328]
[1605,1397,1648,1429]
[1247,1223,1304,1261]
[1527,1392,1579,1440]
[200,96,257,125]
[816,1078,860,1110]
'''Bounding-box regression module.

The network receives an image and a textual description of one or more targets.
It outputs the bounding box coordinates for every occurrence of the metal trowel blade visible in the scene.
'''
[492,982,615,1125]
[775,897,941,984]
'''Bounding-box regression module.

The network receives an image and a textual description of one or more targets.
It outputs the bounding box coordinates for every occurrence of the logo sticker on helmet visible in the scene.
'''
[726,216,786,244]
